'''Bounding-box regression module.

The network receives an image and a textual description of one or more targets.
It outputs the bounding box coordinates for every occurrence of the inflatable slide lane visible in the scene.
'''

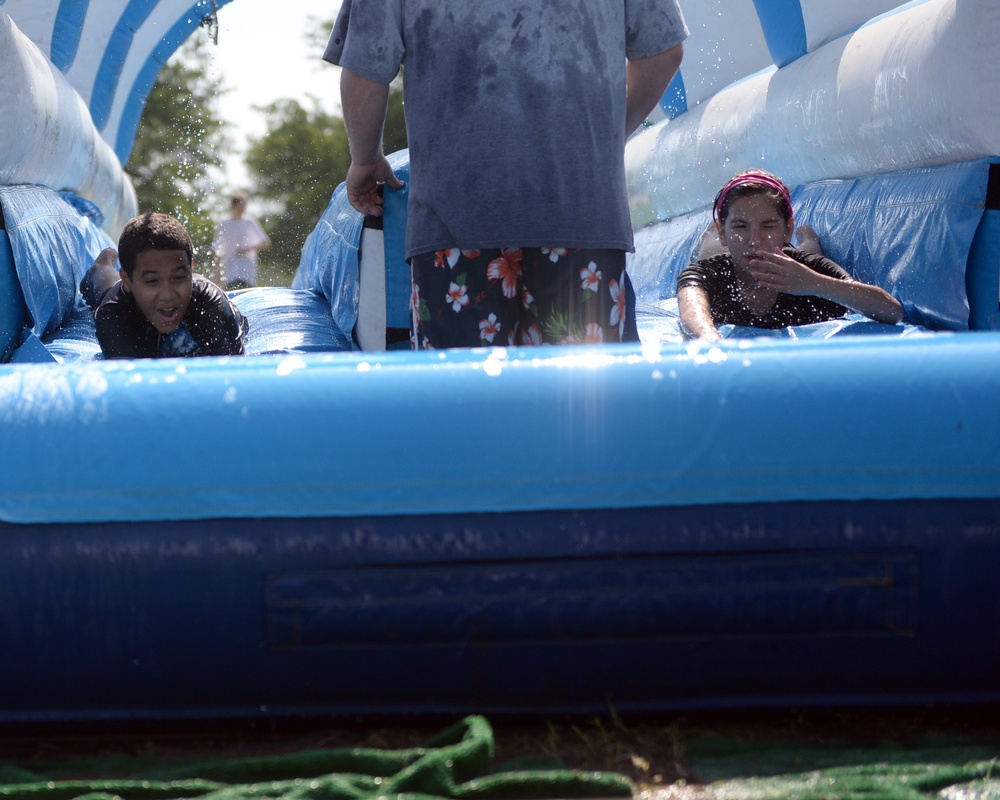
[0,0,999,721]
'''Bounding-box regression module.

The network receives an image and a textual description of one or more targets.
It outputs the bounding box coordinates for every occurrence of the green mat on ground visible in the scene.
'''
[2,715,999,800]
[681,733,1000,799]
[0,716,631,800]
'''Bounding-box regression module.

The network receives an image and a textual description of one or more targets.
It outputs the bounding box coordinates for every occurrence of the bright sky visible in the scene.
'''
[201,0,343,190]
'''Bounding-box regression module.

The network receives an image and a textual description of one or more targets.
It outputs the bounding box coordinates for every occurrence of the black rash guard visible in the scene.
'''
[94,273,248,359]
[676,246,852,329]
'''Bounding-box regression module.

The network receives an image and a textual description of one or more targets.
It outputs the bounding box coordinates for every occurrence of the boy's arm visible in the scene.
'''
[195,282,247,356]
[95,307,141,359]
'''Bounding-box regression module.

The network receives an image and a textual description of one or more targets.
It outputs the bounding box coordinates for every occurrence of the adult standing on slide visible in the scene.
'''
[325,1,687,349]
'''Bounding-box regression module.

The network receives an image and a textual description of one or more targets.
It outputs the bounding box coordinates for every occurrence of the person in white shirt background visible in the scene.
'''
[212,191,271,290]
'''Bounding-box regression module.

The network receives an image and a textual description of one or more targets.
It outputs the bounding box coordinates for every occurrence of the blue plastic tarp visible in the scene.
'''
[293,151,412,341]
[0,185,114,338]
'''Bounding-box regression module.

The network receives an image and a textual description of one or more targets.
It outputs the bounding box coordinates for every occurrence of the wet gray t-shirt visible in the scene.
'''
[325,0,687,259]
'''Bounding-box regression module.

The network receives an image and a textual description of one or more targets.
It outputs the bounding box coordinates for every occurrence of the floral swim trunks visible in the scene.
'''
[409,247,639,349]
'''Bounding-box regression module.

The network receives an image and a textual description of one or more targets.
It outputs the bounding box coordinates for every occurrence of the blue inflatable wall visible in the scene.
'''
[0,0,999,720]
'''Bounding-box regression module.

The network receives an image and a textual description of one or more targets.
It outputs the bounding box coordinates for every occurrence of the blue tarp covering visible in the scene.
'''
[231,287,352,355]
[293,151,411,343]
[40,302,101,362]
[793,161,989,330]
[0,227,26,362]
[0,185,114,338]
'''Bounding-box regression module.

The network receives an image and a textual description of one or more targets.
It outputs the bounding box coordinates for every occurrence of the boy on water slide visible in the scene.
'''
[80,212,248,359]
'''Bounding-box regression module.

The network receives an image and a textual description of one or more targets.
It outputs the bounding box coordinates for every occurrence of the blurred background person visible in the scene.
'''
[212,191,271,290]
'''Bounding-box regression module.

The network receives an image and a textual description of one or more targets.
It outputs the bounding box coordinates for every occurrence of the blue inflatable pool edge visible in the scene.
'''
[2,0,1000,721]
[1,332,1000,525]
[0,325,999,719]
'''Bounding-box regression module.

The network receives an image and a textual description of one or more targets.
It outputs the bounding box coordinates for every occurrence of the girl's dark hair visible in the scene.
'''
[713,170,793,224]
[117,212,194,276]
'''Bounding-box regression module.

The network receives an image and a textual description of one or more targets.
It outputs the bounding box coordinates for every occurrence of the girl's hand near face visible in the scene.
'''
[746,249,826,295]
[748,249,904,324]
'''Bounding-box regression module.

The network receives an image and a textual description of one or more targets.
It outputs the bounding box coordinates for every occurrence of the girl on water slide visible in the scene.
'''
[676,170,903,340]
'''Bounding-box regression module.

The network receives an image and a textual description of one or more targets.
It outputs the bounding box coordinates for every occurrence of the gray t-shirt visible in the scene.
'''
[326,0,688,259]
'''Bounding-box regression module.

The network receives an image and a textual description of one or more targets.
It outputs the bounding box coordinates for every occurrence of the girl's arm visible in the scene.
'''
[678,285,723,340]
[811,275,903,324]
[749,251,903,324]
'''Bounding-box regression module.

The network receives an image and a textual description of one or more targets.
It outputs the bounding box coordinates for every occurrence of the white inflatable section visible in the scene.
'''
[800,1,902,53]
[0,0,918,165]
[357,228,389,351]
[666,0,770,112]
[1,0,235,164]
[100,3,202,150]
[63,0,134,108]
[0,13,137,235]
[1,0,152,109]
[626,0,1000,227]
[0,4,57,58]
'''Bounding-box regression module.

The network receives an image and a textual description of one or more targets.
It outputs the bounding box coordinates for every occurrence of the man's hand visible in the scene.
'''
[340,68,406,216]
[346,156,405,217]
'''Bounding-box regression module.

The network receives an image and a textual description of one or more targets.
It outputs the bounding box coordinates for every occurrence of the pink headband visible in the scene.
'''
[713,171,793,222]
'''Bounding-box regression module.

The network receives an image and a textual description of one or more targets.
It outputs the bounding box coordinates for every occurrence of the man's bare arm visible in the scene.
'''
[340,68,405,215]
[625,43,684,137]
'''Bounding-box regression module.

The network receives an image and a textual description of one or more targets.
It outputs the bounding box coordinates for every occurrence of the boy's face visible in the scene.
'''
[120,249,194,334]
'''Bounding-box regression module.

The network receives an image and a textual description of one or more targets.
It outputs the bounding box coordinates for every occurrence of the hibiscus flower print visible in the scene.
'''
[609,276,626,338]
[541,247,567,263]
[446,281,469,312]
[434,249,480,268]
[580,262,602,294]
[584,322,604,344]
[561,323,604,346]
[479,313,501,343]
[519,324,544,346]
[487,249,523,299]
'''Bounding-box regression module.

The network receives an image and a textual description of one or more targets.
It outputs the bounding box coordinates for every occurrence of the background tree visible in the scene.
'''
[244,83,406,286]
[243,98,349,285]
[128,16,407,287]
[126,28,231,267]
[236,17,407,286]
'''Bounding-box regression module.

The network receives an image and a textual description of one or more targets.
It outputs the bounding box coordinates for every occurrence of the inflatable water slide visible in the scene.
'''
[1,0,999,721]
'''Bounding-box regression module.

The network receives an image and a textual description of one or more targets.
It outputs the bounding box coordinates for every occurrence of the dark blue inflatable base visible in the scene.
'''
[2,497,998,722]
